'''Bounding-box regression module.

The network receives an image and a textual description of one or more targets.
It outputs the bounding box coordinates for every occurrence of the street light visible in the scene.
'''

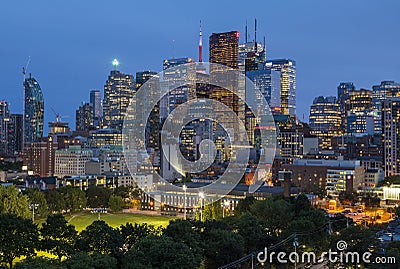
[183,184,187,220]
[199,192,205,221]
[28,203,39,222]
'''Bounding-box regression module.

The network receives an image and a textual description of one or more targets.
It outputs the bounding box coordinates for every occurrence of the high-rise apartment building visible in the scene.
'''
[382,97,400,177]
[103,66,135,131]
[372,81,400,133]
[309,96,341,149]
[24,75,44,144]
[90,90,102,127]
[265,59,296,115]
[76,102,94,133]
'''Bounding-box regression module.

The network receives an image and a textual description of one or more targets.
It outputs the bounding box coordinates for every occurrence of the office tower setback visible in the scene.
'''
[265,59,296,115]
[309,96,341,149]
[24,75,44,144]
[103,64,135,131]
[76,102,94,133]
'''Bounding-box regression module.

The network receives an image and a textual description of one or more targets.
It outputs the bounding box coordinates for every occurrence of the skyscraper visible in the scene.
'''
[24,75,44,144]
[209,31,239,69]
[76,102,94,133]
[265,59,296,115]
[382,97,400,177]
[136,70,160,151]
[345,89,374,134]
[103,62,135,131]
[161,57,196,119]
[372,81,400,133]
[0,100,10,156]
[309,96,341,149]
[337,82,356,130]
[7,114,23,155]
[90,90,102,126]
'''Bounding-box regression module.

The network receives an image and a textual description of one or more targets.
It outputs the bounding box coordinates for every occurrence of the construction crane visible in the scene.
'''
[50,107,69,123]
[22,56,31,80]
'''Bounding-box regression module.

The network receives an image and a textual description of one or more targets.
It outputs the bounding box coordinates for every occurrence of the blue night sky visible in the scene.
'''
[1,0,399,130]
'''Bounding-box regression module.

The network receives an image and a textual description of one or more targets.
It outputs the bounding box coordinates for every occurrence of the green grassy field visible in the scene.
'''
[65,212,175,231]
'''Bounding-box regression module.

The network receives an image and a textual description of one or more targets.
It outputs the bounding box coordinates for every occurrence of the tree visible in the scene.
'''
[227,212,269,253]
[0,214,39,269]
[108,195,124,212]
[24,188,49,218]
[0,185,30,218]
[86,186,111,208]
[14,257,60,269]
[113,186,131,200]
[63,252,118,269]
[163,219,202,259]
[120,222,162,249]
[122,236,201,269]
[44,190,66,213]
[202,200,223,220]
[250,198,294,236]
[40,214,77,261]
[59,187,87,213]
[203,229,244,268]
[234,196,256,216]
[294,193,311,213]
[75,220,123,256]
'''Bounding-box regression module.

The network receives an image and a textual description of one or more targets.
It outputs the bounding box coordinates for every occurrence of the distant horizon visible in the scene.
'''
[1,0,399,132]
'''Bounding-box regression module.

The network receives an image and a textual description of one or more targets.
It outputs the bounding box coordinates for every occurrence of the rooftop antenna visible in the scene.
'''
[112,58,119,71]
[199,20,203,62]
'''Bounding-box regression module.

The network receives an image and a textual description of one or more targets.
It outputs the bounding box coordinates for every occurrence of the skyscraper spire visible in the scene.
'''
[245,20,248,43]
[254,18,257,50]
[199,20,203,62]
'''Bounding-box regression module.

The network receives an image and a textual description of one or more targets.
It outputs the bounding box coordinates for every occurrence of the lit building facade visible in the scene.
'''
[382,97,400,177]
[345,89,374,134]
[264,59,296,115]
[54,145,93,178]
[90,90,102,127]
[103,69,135,131]
[76,102,94,133]
[372,81,400,133]
[24,76,44,144]
[0,100,10,156]
[309,96,341,149]
[23,136,58,177]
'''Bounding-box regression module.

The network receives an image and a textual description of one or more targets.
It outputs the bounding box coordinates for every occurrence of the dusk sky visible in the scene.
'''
[1,0,399,130]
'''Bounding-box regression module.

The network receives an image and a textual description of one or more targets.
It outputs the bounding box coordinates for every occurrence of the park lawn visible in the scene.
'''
[66,212,176,231]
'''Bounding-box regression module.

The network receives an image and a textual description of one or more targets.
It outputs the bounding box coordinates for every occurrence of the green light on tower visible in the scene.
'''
[112,58,119,70]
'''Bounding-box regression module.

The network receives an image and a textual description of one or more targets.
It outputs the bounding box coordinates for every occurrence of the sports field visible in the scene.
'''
[65,212,176,231]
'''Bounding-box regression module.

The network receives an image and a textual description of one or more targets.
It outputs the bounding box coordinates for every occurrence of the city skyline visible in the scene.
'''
[1,0,399,130]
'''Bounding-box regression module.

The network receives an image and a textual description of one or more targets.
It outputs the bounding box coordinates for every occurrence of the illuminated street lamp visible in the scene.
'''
[28,203,39,222]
